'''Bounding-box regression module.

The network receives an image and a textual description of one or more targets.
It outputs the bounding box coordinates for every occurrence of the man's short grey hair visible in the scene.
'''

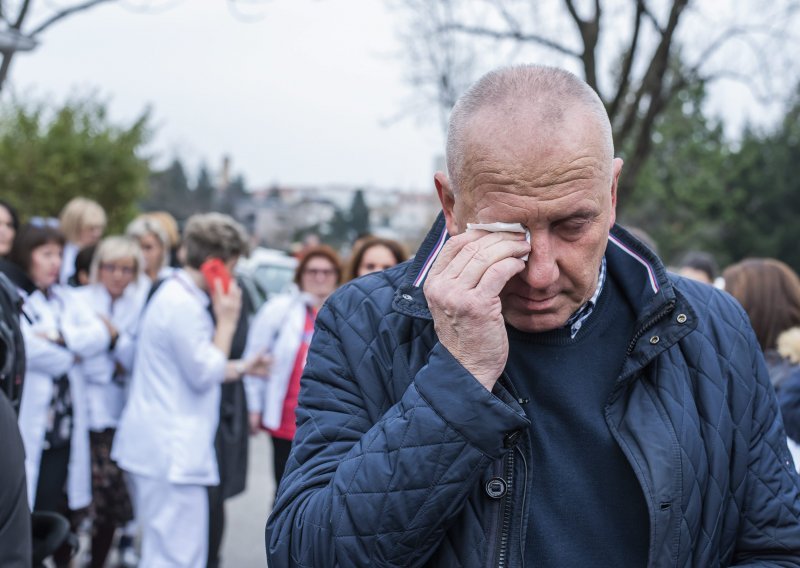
[182,212,249,270]
[445,64,613,193]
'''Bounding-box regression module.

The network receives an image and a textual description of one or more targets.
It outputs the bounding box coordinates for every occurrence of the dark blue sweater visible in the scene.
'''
[505,272,650,566]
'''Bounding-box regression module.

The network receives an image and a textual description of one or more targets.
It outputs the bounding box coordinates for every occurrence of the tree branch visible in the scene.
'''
[563,0,581,26]
[641,0,664,35]
[690,23,778,71]
[0,51,16,93]
[13,0,32,29]
[616,0,688,149]
[608,0,645,122]
[562,0,600,94]
[28,0,116,37]
[440,22,581,58]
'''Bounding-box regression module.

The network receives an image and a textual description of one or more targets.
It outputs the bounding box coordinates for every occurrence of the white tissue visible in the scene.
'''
[466,222,530,261]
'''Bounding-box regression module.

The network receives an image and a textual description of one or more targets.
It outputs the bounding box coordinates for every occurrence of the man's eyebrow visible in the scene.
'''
[553,209,600,222]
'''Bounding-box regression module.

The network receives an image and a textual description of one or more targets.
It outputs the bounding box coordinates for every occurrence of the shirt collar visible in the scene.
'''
[565,256,606,339]
[173,269,211,308]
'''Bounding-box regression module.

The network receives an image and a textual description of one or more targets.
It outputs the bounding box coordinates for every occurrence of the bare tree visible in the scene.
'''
[0,0,120,92]
[0,0,276,94]
[390,0,800,205]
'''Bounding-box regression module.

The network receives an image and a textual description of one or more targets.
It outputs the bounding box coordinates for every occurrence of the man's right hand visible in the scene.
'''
[423,229,529,391]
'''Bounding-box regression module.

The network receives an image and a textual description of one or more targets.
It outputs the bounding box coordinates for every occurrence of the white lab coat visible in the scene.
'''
[58,242,79,285]
[18,284,111,510]
[71,282,146,431]
[112,270,227,486]
[243,289,315,430]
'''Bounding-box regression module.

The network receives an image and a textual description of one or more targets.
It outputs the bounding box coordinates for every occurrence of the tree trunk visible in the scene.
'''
[0,51,15,93]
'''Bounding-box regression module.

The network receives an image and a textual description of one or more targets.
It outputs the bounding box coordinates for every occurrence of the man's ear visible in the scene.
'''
[608,158,623,228]
[434,171,460,236]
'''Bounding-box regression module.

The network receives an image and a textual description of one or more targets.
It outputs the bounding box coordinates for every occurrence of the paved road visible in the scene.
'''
[220,434,276,567]
[73,435,275,567]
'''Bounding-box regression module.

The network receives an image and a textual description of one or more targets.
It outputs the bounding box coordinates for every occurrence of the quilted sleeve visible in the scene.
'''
[731,322,800,567]
[266,299,528,567]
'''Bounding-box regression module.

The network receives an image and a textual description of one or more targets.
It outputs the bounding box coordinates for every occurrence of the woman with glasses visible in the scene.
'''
[0,223,110,566]
[70,236,145,568]
[244,245,342,494]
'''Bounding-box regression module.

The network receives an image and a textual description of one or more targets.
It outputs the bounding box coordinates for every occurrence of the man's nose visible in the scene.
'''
[521,232,558,290]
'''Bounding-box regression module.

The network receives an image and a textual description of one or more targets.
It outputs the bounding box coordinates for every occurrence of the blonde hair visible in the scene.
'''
[777,328,800,364]
[58,197,106,243]
[126,214,170,271]
[145,211,180,248]
[89,235,144,284]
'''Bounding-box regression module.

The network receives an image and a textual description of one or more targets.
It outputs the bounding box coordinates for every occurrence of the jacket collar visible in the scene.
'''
[606,224,675,324]
[606,224,698,379]
[393,212,695,332]
[392,212,448,319]
[0,258,37,296]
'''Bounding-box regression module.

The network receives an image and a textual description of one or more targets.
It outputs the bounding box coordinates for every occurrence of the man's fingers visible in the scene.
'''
[427,229,484,279]
[449,238,530,288]
[429,230,529,287]
[477,257,527,298]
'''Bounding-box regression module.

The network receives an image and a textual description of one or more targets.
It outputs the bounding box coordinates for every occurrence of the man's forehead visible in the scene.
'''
[464,101,601,153]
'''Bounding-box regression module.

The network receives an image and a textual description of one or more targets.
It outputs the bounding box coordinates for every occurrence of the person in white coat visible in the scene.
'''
[112,213,270,567]
[57,197,106,286]
[71,235,146,568]
[0,222,111,566]
[244,245,342,495]
[126,213,174,284]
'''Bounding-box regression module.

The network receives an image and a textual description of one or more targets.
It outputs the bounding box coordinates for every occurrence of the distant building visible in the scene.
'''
[239,184,439,253]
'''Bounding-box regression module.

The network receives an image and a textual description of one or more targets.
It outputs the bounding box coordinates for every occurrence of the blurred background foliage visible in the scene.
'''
[622,81,800,270]
[0,96,151,233]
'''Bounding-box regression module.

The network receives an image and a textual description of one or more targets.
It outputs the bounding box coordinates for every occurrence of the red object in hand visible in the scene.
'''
[200,258,232,293]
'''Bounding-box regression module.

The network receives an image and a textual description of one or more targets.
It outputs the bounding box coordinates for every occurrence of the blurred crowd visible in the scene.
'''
[0,195,799,566]
[0,197,408,567]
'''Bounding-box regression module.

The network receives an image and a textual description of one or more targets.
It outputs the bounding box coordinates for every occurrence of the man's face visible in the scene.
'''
[438,107,621,333]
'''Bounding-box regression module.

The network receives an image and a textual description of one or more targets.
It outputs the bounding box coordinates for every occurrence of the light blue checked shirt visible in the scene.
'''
[565,256,607,339]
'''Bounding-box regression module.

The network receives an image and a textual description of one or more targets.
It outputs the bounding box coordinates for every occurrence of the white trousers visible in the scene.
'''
[132,473,208,567]
[788,437,800,473]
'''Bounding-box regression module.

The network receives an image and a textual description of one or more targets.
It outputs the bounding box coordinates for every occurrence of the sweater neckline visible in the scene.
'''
[506,274,616,346]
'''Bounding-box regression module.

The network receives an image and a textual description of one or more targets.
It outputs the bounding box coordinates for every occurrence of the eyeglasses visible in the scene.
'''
[303,268,337,278]
[99,263,136,276]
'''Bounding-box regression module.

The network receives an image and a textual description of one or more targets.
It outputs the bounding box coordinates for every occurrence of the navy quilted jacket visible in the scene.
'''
[267,215,800,567]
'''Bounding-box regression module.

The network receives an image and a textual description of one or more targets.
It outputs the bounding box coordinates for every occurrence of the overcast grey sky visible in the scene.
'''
[5,0,789,194]
[8,0,444,192]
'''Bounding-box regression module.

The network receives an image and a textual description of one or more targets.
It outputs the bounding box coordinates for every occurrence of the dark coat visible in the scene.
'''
[0,390,31,567]
[267,214,800,567]
[214,276,254,500]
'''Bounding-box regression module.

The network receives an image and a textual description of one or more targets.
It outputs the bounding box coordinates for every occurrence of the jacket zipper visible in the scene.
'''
[516,447,528,568]
[625,300,676,357]
[495,449,515,568]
